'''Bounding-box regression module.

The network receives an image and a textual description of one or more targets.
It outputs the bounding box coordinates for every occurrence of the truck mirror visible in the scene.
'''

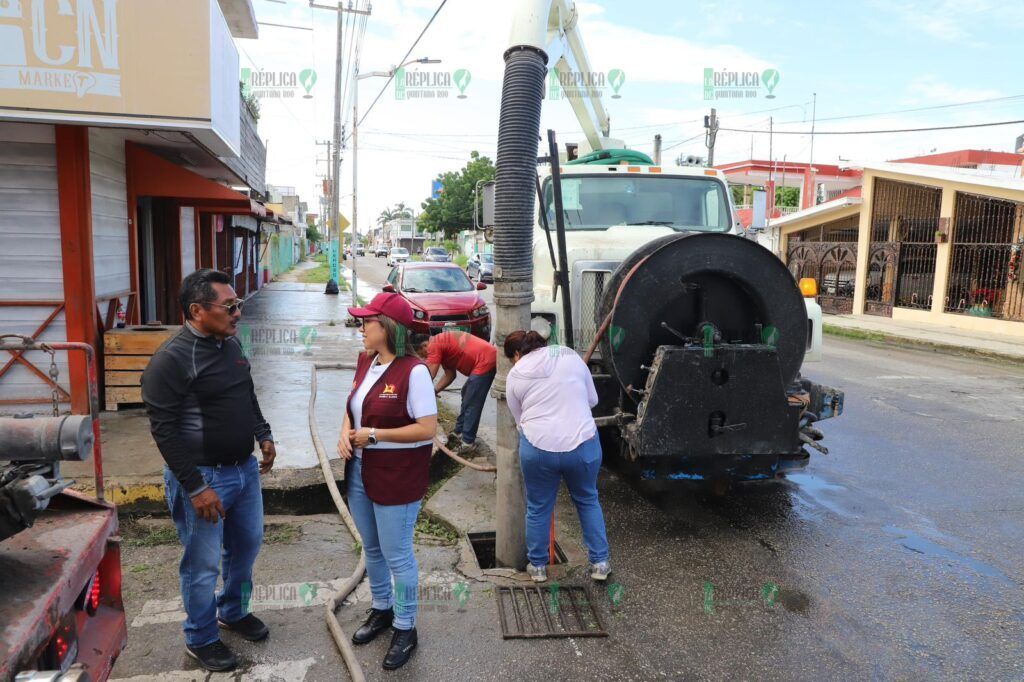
[481,181,495,229]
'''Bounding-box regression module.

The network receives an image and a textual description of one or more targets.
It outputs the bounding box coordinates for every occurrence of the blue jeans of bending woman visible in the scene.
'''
[346,455,421,630]
[518,434,610,567]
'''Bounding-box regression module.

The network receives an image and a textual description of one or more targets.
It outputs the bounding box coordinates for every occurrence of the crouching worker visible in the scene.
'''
[338,293,438,671]
[504,330,611,583]
[411,330,496,456]
[142,269,276,672]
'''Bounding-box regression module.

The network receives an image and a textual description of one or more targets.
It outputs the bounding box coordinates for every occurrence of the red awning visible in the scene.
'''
[126,142,261,214]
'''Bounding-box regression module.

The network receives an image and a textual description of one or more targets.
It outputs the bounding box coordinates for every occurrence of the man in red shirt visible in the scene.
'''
[411,331,496,455]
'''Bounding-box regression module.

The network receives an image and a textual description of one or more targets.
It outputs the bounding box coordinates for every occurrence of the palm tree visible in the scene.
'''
[394,202,413,219]
[377,207,396,227]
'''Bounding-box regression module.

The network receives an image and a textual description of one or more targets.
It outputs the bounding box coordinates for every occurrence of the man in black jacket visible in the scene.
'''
[142,269,276,672]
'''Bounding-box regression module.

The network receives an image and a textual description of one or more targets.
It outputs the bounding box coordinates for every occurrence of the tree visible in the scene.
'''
[418,151,495,239]
[306,225,323,243]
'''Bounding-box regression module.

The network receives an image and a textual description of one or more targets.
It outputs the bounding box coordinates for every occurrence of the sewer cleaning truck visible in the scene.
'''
[487,0,844,486]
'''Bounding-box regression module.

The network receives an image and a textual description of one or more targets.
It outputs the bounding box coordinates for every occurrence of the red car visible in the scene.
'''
[383,262,490,339]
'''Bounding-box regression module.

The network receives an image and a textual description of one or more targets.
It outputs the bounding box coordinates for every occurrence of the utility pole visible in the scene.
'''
[351,82,359,307]
[704,108,719,167]
[653,133,662,165]
[310,1,372,293]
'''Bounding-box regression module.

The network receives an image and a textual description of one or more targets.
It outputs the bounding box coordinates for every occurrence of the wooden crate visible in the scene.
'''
[104,325,179,410]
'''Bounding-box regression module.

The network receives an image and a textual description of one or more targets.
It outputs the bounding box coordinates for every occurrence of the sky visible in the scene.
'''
[238,0,1024,234]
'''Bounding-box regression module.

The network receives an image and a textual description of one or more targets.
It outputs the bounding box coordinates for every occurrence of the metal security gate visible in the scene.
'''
[785,215,859,315]
[945,192,1024,321]
[864,179,941,317]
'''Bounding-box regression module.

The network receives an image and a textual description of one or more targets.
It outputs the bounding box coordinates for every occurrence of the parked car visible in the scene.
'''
[466,252,494,282]
[356,245,365,256]
[383,262,490,339]
[423,246,451,263]
[387,247,410,266]
[375,243,389,257]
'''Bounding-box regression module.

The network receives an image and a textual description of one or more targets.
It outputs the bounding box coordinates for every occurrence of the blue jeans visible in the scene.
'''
[455,370,494,444]
[518,434,609,567]
[347,456,421,630]
[164,456,264,648]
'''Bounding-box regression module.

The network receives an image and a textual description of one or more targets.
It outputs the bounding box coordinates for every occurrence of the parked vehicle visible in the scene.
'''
[0,336,127,681]
[386,247,410,266]
[356,245,365,256]
[423,246,451,263]
[383,262,490,339]
[375,243,389,257]
[466,252,494,282]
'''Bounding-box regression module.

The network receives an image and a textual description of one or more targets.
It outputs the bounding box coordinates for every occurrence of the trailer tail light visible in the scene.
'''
[76,568,101,616]
[799,278,818,297]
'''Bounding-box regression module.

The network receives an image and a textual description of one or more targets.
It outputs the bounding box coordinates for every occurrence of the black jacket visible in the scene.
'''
[142,324,273,495]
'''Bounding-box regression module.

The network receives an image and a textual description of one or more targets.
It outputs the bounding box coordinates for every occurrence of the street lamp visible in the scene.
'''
[350,57,440,307]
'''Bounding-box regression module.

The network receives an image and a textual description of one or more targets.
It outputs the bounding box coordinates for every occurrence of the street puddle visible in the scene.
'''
[882,525,1013,586]
[786,473,856,519]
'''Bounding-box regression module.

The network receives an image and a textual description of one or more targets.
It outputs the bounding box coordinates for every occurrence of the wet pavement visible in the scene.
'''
[110,257,1024,680]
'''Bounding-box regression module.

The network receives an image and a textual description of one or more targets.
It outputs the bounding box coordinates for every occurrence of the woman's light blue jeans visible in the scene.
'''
[518,434,610,567]
[346,455,421,630]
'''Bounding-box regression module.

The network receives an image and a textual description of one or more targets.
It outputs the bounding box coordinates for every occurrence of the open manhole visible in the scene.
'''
[468,531,566,570]
[497,585,607,639]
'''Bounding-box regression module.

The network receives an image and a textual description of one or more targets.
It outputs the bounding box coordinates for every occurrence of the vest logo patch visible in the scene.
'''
[379,383,398,399]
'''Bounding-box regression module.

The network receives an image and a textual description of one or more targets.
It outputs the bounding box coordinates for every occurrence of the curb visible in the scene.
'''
[823,324,1024,365]
[73,460,349,516]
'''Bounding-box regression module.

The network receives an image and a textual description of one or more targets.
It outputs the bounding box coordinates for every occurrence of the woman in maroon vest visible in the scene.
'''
[337,293,437,671]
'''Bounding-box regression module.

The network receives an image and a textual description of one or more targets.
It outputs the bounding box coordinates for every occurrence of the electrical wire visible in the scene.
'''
[353,0,449,132]
[770,93,1024,126]
[719,118,1024,136]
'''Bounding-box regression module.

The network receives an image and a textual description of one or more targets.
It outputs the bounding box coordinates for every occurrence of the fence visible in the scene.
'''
[945,192,1024,321]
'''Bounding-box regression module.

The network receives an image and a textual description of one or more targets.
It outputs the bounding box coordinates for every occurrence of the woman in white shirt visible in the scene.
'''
[504,330,610,584]
[336,292,436,670]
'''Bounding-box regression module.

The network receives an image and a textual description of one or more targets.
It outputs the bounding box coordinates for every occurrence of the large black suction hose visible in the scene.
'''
[493,46,548,282]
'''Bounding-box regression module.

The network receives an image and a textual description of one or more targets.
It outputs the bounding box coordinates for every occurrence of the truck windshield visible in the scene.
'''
[542,175,731,231]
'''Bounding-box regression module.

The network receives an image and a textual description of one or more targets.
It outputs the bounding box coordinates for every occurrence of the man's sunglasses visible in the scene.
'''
[209,300,244,315]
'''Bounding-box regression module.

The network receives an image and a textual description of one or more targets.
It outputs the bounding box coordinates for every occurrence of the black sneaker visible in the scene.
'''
[185,639,237,672]
[218,613,269,641]
[382,627,417,670]
[352,607,394,645]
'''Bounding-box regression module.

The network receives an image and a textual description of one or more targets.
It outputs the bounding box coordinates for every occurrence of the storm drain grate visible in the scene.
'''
[496,585,608,639]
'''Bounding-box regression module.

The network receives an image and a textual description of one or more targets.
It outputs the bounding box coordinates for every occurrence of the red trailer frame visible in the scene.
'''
[0,337,127,681]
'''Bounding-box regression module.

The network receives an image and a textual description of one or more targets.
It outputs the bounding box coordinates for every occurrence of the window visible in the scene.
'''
[401,267,474,292]
[542,175,731,232]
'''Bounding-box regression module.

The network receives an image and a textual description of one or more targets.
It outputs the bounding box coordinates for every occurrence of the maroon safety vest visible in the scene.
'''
[346,352,432,505]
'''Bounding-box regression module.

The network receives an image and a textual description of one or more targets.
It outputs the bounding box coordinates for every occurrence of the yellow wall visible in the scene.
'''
[786,167,1024,337]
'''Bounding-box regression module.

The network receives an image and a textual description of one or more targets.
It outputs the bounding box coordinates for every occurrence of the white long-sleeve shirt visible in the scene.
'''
[506,345,598,452]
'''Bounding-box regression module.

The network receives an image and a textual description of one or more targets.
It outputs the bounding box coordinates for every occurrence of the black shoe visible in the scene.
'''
[352,607,394,645]
[382,627,417,670]
[218,613,269,641]
[185,640,237,672]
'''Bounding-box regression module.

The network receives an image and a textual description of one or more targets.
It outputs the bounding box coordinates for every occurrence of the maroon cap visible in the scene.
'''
[348,292,414,327]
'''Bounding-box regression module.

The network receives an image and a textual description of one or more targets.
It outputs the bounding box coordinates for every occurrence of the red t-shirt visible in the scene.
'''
[426,331,497,376]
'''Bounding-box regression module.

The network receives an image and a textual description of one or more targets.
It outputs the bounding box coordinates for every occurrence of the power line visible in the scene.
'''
[661,133,706,151]
[354,0,449,131]
[720,118,1024,135]
[772,93,1024,126]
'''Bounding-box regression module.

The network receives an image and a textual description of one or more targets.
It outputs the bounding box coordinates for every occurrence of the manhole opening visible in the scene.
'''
[468,531,566,569]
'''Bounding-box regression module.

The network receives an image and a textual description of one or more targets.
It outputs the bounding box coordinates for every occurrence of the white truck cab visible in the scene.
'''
[528,162,824,362]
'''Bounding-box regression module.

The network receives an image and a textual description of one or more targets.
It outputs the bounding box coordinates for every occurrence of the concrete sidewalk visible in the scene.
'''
[824,313,1024,362]
[65,262,366,510]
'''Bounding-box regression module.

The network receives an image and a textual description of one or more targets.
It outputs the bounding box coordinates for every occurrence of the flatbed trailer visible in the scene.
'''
[0,337,126,681]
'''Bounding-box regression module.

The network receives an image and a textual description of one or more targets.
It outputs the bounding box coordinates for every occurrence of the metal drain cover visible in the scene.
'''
[496,585,608,639]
